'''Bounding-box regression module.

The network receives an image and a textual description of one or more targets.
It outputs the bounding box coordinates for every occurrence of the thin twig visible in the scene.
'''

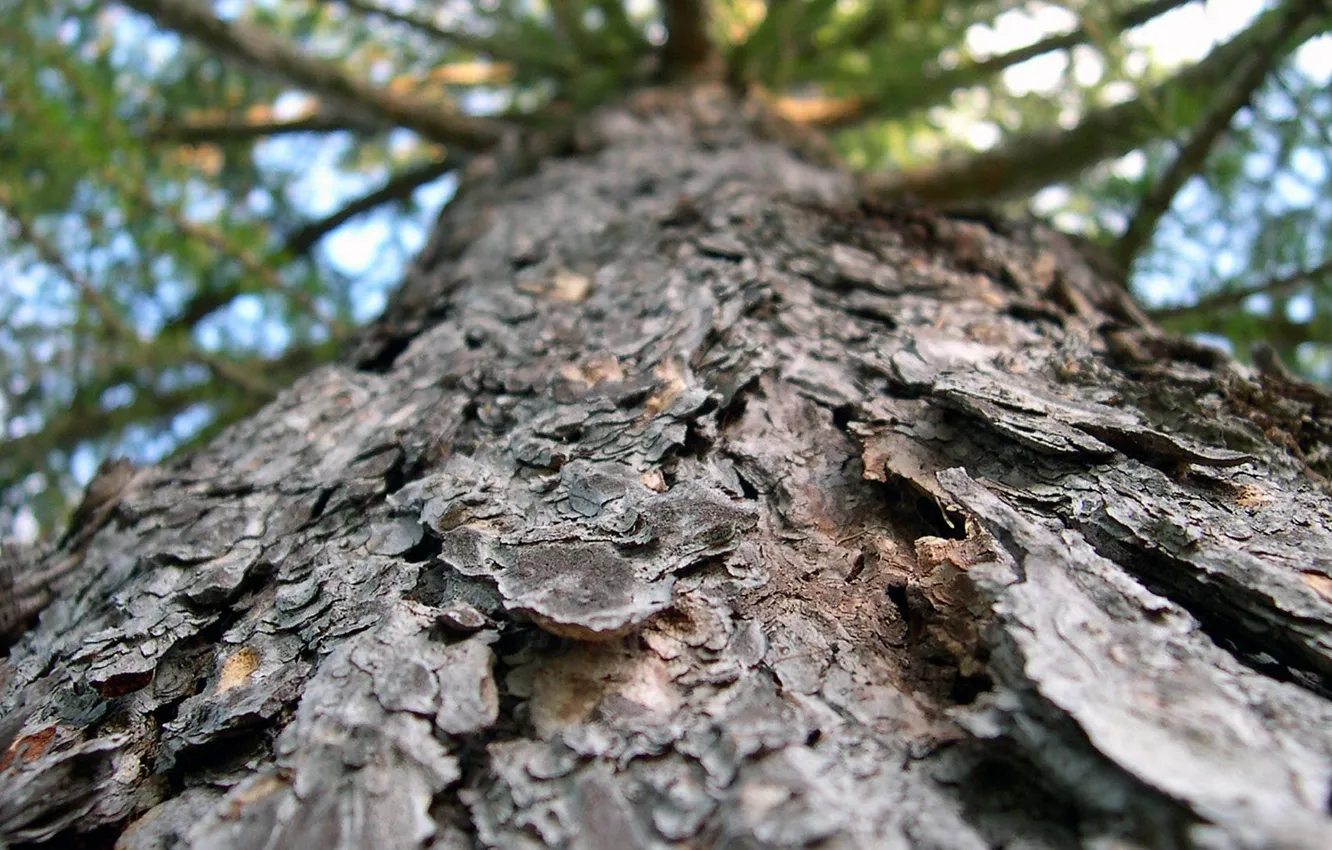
[120,0,507,149]
[0,186,138,342]
[335,0,574,73]
[1111,0,1318,270]
[788,0,1194,129]
[95,165,350,339]
[1152,257,1332,321]
[858,2,1326,206]
[0,187,275,398]
[284,156,455,256]
[148,112,359,143]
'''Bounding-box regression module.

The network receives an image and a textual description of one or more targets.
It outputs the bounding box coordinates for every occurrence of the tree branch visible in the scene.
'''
[120,0,507,149]
[148,112,359,143]
[794,0,1195,129]
[99,165,294,298]
[164,284,246,334]
[0,330,322,471]
[661,0,716,80]
[334,0,574,73]
[149,61,514,145]
[1151,256,1332,321]
[756,0,1192,129]
[0,386,206,473]
[1111,0,1316,270]
[859,2,1329,206]
[0,187,139,344]
[0,186,275,399]
[284,156,455,256]
[11,96,347,348]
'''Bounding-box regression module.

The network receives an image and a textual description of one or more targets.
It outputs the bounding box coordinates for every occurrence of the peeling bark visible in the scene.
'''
[4,88,1332,850]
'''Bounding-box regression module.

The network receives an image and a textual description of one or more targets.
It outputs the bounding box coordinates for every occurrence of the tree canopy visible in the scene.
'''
[2,0,1330,537]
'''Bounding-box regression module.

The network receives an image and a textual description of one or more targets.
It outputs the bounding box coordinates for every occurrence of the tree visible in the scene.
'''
[4,3,1332,849]
[4,0,1331,537]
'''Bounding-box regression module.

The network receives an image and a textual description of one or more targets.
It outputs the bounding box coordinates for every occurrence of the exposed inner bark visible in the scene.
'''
[3,87,1332,850]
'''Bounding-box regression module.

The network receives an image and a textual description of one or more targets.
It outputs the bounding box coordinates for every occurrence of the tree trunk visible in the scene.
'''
[4,85,1332,850]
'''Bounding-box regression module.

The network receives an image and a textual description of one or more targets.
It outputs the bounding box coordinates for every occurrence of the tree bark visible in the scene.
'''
[4,85,1332,850]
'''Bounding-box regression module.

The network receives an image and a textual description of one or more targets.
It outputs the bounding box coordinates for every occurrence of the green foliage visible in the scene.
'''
[2,0,1330,538]
[1136,66,1332,369]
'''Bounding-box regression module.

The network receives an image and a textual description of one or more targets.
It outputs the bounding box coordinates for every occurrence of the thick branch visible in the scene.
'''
[860,3,1329,206]
[1232,316,1323,353]
[120,0,507,149]
[1111,0,1314,270]
[1152,257,1332,321]
[661,0,716,80]
[164,285,245,336]
[284,157,455,256]
[150,62,514,145]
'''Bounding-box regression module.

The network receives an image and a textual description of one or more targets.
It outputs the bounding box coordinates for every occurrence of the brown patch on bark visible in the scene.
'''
[0,724,55,770]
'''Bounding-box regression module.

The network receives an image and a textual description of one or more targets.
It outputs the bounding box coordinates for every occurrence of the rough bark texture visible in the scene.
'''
[4,87,1332,850]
